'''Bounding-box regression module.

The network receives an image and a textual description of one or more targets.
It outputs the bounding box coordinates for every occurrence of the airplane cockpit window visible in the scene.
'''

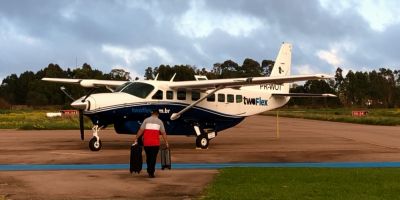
[120,82,155,98]
[114,82,131,92]
[152,90,163,100]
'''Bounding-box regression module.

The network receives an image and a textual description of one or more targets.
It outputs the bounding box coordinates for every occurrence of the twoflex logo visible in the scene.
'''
[243,97,268,106]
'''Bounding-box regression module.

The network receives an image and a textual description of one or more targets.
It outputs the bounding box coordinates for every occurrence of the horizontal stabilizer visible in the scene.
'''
[272,93,337,97]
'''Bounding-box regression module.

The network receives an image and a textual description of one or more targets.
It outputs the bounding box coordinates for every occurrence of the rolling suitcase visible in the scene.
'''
[160,147,171,170]
[130,144,143,174]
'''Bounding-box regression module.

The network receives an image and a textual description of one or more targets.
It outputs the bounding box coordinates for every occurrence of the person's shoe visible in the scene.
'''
[148,173,155,178]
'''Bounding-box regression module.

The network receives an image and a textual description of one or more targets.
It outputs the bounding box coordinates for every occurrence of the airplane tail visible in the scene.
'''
[269,42,292,93]
[270,42,292,77]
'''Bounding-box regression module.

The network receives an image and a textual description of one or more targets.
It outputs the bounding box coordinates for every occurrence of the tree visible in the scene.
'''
[241,58,262,77]
[152,65,196,81]
[154,65,173,81]
[0,74,19,104]
[144,67,154,80]
[0,97,10,109]
[288,80,340,108]
[211,60,241,78]
[261,60,275,76]
[110,69,131,80]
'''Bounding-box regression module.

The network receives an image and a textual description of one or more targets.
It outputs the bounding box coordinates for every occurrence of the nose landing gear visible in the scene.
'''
[89,125,102,151]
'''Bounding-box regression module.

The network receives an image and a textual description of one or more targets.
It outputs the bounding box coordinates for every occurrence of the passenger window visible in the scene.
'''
[166,91,173,100]
[236,95,242,103]
[152,90,163,100]
[207,94,215,102]
[218,94,225,102]
[227,94,234,103]
[177,89,186,100]
[192,90,200,101]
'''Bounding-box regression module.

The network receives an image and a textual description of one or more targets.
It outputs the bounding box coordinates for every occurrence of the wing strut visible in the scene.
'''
[170,85,224,120]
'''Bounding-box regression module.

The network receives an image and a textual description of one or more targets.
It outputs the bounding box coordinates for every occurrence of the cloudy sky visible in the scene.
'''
[0,0,399,80]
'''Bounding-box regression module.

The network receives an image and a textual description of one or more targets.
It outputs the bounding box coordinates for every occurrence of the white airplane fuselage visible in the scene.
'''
[76,80,290,136]
[46,43,334,150]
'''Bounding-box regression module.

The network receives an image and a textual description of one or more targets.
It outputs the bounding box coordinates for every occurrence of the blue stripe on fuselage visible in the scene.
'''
[85,103,244,135]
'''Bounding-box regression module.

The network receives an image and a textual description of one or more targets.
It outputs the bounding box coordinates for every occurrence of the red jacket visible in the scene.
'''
[143,123,161,146]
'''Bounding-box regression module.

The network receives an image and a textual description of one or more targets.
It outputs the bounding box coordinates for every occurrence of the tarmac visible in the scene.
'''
[1,115,400,199]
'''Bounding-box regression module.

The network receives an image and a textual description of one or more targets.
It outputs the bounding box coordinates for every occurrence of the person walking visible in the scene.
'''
[134,109,169,178]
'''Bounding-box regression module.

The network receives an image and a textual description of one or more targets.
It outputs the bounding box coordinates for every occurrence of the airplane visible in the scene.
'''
[42,43,336,151]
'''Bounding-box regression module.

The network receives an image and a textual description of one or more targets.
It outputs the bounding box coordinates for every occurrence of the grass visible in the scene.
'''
[263,108,400,126]
[202,168,400,200]
[0,109,91,130]
[1,108,399,130]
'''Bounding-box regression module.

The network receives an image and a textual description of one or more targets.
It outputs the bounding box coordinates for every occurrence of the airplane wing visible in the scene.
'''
[42,78,128,88]
[272,93,337,97]
[169,74,333,89]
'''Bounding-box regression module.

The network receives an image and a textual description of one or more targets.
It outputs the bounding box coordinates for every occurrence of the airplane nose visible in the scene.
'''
[71,99,89,110]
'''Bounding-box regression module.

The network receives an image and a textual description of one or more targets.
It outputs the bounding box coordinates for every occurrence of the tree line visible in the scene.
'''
[0,63,131,107]
[0,59,399,108]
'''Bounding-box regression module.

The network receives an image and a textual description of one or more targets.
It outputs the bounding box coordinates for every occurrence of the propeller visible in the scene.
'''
[77,88,96,141]
[60,86,97,141]
[79,109,84,140]
[60,86,87,140]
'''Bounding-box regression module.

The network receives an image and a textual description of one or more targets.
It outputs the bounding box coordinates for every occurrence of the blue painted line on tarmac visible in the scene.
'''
[2,162,400,171]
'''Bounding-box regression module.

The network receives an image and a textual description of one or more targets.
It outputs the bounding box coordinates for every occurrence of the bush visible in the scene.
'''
[0,98,11,109]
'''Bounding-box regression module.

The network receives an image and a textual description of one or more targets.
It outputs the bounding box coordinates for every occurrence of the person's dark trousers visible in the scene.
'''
[144,146,159,176]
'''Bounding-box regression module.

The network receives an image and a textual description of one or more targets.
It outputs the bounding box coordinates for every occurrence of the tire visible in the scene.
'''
[196,135,209,149]
[89,137,102,151]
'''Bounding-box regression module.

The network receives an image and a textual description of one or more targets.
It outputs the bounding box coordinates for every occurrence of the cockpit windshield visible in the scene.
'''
[114,82,131,92]
[117,82,155,98]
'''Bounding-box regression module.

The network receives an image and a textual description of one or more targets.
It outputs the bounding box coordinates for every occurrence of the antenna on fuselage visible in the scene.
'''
[169,73,176,82]
[154,73,159,80]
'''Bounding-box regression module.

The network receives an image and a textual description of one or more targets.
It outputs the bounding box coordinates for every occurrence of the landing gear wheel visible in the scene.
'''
[89,137,102,151]
[196,135,209,149]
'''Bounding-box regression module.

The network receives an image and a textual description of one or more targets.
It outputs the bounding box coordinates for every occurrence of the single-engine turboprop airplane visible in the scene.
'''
[43,43,335,151]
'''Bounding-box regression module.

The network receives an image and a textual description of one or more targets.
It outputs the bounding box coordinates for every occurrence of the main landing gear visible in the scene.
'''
[89,125,102,151]
[194,125,216,149]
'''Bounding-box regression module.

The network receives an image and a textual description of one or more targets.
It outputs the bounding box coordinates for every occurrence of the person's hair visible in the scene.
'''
[151,109,159,115]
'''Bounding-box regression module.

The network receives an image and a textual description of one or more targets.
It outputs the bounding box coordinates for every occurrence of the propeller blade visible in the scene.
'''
[79,109,84,140]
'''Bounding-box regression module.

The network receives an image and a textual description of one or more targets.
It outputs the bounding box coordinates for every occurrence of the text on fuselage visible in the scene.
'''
[243,97,268,106]
[259,84,282,90]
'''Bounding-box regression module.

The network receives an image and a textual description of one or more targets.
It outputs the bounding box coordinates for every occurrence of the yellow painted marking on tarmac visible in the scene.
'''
[276,110,280,139]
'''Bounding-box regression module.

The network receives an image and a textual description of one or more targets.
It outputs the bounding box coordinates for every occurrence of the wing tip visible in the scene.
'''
[322,93,337,97]
[315,74,334,79]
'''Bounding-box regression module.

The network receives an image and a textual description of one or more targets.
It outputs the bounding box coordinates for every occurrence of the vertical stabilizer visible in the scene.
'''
[270,43,292,77]
[269,43,292,93]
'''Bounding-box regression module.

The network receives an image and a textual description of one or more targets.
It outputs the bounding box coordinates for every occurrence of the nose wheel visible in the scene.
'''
[89,137,102,151]
[89,125,102,151]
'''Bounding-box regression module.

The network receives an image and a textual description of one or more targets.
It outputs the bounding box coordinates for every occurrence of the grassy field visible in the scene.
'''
[263,108,400,126]
[1,108,399,130]
[203,168,400,200]
[0,109,91,130]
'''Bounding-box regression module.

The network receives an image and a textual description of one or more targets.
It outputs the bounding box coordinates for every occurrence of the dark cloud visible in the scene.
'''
[0,0,399,80]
